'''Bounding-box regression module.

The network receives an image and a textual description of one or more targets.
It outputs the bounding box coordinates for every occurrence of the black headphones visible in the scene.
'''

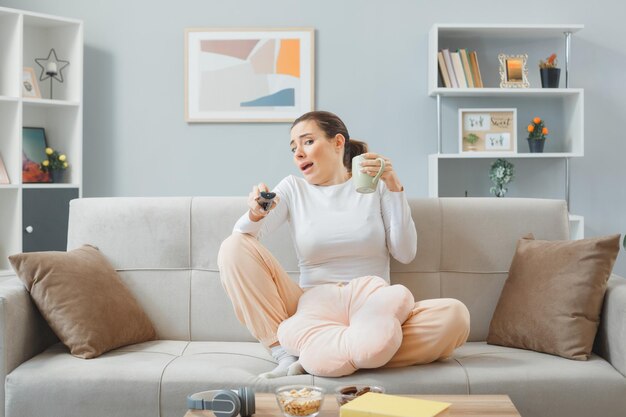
[186,387,255,417]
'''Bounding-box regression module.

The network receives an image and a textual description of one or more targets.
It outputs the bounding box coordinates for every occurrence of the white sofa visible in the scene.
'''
[1,197,625,417]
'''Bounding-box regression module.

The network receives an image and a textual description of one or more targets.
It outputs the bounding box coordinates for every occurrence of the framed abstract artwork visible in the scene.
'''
[22,127,51,183]
[185,28,315,123]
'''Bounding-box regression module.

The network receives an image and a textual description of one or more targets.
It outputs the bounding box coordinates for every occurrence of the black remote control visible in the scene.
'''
[257,191,276,211]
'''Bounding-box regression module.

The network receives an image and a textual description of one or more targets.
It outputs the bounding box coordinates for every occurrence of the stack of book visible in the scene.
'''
[438,48,483,88]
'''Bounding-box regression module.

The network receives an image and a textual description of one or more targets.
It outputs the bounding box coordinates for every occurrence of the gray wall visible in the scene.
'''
[2,0,624,275]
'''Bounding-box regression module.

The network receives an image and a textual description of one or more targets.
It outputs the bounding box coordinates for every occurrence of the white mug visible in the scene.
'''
[352,155,386,194]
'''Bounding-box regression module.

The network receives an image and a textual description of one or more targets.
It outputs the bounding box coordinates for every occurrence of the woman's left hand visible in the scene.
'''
[359,152,404,192]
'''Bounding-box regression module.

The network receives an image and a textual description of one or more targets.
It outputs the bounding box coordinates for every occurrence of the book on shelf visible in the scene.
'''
[450,52,467,88]
[470,51,483,87]
[437,48,484,88]
[459,48,474,88]
[437,51,451,88]
[441,49,458,88]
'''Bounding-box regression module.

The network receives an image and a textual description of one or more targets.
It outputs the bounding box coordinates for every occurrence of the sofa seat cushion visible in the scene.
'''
[5,342,179,417]
[7,341,626,417]
[454,342,626,417]
[5,341,312,417]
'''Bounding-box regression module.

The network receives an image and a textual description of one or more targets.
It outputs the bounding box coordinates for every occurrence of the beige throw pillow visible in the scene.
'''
[487,233,620,360]
[9,244,156,359]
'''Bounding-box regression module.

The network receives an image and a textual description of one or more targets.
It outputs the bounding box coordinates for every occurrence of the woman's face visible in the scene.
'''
[290,120,346,186]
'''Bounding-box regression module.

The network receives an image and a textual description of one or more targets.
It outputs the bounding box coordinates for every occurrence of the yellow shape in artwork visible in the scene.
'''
[276,39,300,78]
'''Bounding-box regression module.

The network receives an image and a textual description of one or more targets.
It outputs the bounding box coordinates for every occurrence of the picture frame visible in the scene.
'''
[185,27,315,123]
[459,108,517,154]
[0,153,9,184]
[22,127,51,183]
[498,54,530,88]
[22,67,41,98]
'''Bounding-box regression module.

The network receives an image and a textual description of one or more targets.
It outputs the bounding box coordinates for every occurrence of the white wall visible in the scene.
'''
[2,0,624,275]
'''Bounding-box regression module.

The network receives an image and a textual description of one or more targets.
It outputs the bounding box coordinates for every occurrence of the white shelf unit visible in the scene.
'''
[428,24,584,239]
[0,7,83,273]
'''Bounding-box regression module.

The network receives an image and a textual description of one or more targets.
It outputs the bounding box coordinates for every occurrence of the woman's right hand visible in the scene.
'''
[248,182,280,222]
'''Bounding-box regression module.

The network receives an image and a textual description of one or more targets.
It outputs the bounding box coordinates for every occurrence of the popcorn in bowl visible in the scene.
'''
[275,385,325,417]
[336,385,385,406]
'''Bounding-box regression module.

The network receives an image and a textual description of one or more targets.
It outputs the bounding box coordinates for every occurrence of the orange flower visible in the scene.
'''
[527,124,535,133]
[533,117,541,124]
[542,127,548,135]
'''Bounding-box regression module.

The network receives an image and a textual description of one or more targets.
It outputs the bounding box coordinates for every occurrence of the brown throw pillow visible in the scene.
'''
[487,233,620,360]
[9,244,156,359]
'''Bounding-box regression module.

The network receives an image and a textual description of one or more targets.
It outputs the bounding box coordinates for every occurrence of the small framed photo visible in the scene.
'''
[185,27,315,123]
[0,153,10,184]
[499,54,529,88]
[22,127,51,183]
[22,67,41,98]
[459,108,517,154]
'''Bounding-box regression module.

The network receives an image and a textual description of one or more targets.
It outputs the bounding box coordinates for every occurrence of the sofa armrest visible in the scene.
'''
[0,277,57,416]
[595,274,626,377]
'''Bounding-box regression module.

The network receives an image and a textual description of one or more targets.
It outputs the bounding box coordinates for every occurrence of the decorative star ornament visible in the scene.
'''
[35,48,70,83]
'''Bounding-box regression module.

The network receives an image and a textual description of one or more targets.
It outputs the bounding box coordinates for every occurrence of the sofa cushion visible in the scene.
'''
[7,341,625,417]
[277,276,415,377]
[455,342,626,417]
[6,340,468,417]
[487,234,621,360]
[5,342,176,417]
[9,244,156,358]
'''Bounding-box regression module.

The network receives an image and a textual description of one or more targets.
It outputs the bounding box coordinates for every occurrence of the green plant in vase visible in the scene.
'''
[464,133,479,151]
[40,147,69,183]
[489,158,514,197]
[527,117,548,153]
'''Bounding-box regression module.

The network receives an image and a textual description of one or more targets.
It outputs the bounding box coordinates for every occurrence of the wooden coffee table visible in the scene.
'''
[184,393,522,416]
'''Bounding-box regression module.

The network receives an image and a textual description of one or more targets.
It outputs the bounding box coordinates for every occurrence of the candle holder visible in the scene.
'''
[34,48,70,100]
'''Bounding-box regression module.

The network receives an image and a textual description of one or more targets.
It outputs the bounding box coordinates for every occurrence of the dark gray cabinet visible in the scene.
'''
[23,188,79,252]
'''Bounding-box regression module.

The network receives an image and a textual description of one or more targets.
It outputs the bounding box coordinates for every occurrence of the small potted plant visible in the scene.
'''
[40,147,69,183]
[539,53,560,88]
[489,158,514,197]
[527,117,548,153]
[464,133,479,151]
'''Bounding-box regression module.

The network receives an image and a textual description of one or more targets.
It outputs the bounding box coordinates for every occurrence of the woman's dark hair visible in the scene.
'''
[291,111,368,172]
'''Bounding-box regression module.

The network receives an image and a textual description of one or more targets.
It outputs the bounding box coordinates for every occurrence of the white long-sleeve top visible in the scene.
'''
[233,175,417,288]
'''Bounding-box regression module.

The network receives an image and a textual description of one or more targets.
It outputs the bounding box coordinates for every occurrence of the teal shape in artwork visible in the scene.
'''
[241,88,295,107]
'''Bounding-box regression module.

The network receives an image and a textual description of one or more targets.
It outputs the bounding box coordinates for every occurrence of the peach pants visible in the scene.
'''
[217,233,470,367]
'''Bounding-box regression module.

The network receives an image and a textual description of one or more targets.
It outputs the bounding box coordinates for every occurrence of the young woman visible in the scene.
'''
[218,111,469,378]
